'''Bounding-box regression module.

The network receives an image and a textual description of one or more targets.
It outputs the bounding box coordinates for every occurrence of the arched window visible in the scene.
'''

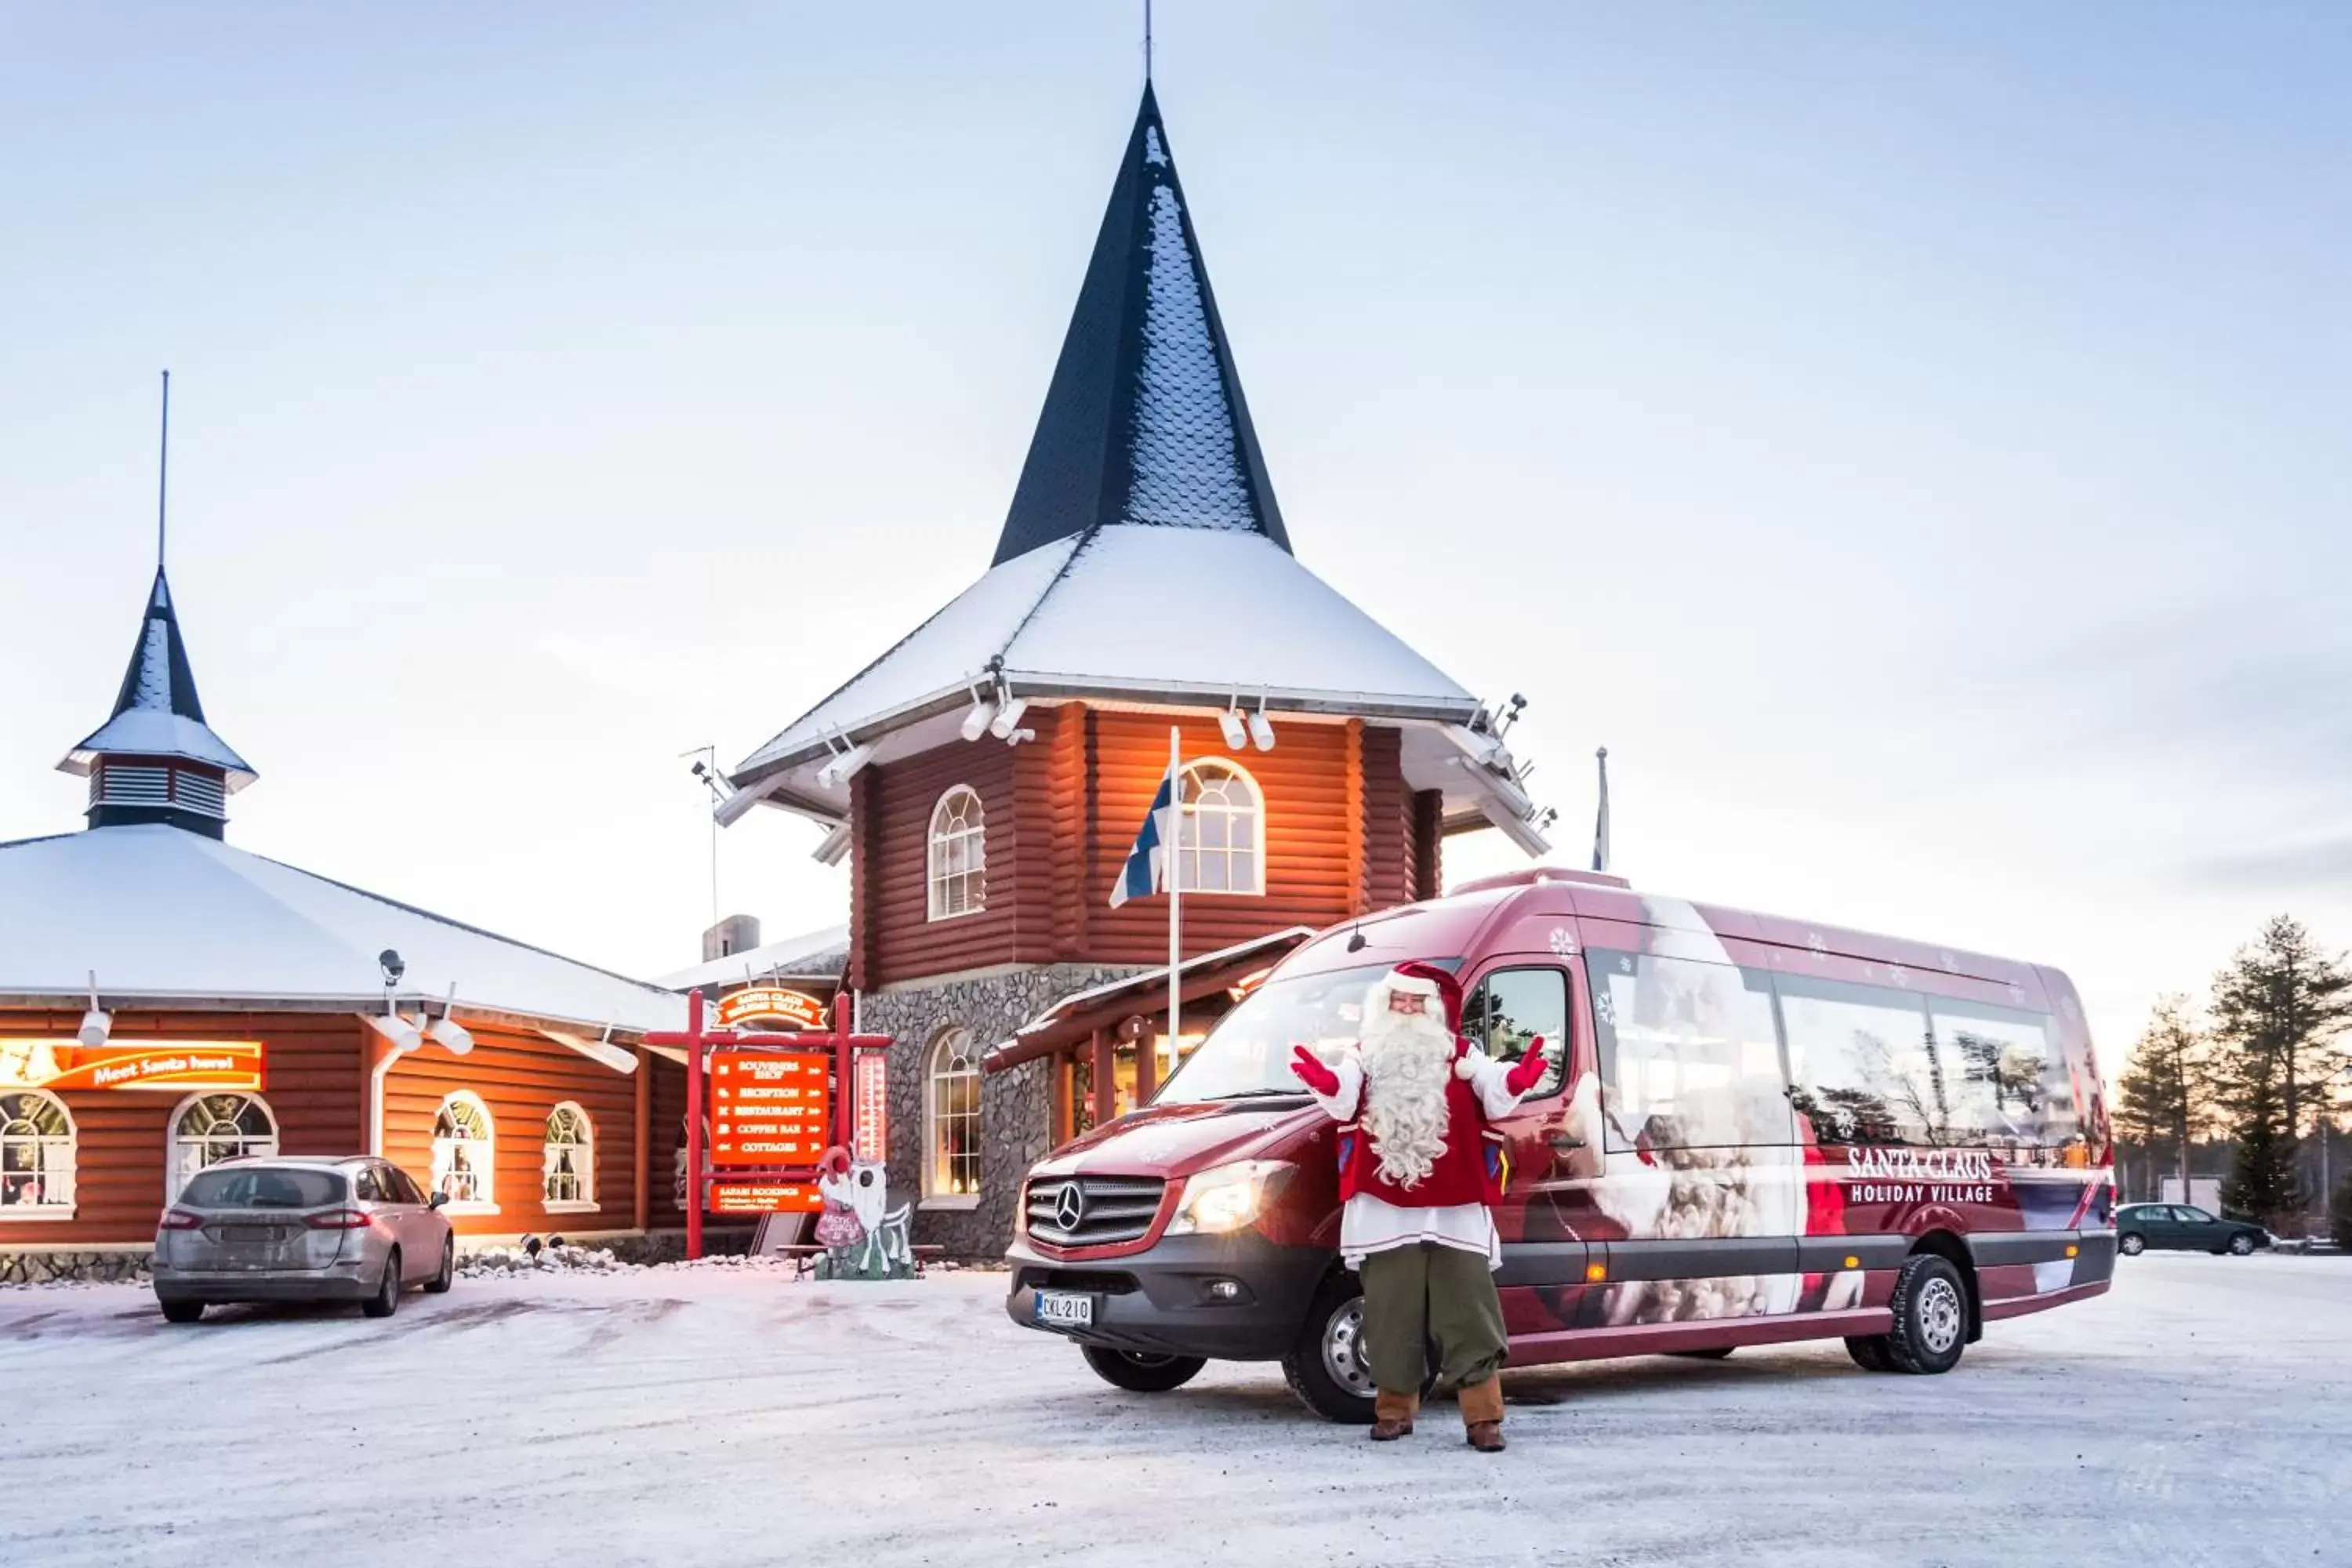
[924,1028,982,1203]
[1177,759,1265,895]
[168,1093,278,1202]
[0,1091,75,1215]
[927,786,987,920]
[543,1103,595,1210]
[431,1092,495,1210]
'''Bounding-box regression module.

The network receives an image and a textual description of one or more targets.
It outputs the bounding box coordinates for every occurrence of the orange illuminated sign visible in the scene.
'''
[0,1039,264,1094]
[708,1181,825,1214]
[710,1051,831,1167]
[715,987,829,1032]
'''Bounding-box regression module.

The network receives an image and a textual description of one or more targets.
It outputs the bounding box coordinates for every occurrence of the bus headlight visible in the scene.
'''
[1165,1160,1292,1236]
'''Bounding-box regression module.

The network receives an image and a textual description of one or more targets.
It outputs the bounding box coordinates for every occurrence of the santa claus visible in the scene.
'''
[1290,961,1550,1451]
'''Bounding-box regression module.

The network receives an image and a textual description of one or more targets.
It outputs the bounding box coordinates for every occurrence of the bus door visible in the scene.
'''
[1458,959,1592,1339]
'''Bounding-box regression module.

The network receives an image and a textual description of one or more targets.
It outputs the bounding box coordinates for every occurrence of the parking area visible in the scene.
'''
[3,1254,2345,1567]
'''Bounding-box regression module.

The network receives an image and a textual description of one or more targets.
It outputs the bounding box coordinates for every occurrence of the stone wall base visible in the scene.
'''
[0,1248,153,1285]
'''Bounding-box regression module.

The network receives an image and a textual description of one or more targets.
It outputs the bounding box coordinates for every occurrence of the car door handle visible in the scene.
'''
[1546,1132,1586,1152]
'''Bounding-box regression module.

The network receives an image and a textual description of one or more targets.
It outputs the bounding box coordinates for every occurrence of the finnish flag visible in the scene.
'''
[1109,771,1178,909]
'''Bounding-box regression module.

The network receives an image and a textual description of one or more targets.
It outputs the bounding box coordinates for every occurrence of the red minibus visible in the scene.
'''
[1006,867,2114,1421]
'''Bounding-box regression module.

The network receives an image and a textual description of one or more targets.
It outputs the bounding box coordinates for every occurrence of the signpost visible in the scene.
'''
[643,989,891,1260]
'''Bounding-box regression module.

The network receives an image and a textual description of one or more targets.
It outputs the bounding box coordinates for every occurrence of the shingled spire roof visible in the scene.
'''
[993,82,1289,566]
[59,567,256,834]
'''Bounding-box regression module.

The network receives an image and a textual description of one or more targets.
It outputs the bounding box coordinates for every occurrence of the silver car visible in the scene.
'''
[152,1156,455,1322]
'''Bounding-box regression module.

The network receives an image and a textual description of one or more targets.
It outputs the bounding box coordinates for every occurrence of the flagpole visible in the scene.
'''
[1167,725,1181,1083]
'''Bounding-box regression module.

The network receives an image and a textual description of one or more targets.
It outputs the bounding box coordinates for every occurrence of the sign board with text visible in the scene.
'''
[0,1039,264,1093]
[708,1180,825,1214]
[710,1051,831,1167]
[714,987,829,1032]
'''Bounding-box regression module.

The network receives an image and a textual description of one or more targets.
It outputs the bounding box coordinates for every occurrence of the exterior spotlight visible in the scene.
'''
[428,986,474,1055]
[989,698,1029,740]
[960,696,996,742]
[815,742,873,789]
[1218,704,1248,750]
[380,1014,423,1053]
[1247,702,1276,753]
[79,971,110,1049]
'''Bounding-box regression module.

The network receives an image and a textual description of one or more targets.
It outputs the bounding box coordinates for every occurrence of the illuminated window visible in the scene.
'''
[924,1027,982,1203]
[1176,759,1263,895]
[927,786,987,920]
[431,1092,495,1210]
[167,1093,278,1203]
[0,1091,74,1215]
[543,1102,595,1210]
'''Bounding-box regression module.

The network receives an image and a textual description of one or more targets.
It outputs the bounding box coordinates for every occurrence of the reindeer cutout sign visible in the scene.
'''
[811,1145,914,1279]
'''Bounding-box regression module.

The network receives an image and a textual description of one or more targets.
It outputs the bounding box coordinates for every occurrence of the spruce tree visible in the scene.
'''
[2114,996,2205,1203]
[2209,917,2352,1228]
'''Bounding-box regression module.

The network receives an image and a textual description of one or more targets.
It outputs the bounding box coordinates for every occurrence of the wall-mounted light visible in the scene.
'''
[427,985,474,1055]
[989,697,1029,740]
[78,970,110,1050]
[1247,697,1276,753]
[815,740,873,790]
[1218,699,1248,751]
[959,679,996,742]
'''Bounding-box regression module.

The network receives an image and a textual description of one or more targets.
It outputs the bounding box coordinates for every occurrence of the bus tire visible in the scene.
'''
[1080,1345,1205,1393]
[1283,1276,1381,1424]
[1882,1254,1968,1375]
[1845,1334,1892,1372]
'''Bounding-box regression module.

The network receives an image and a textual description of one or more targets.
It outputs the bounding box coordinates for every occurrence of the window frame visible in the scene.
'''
[165,1091,280,1205]
[1461,963,1572,1099]
[430,1091,499,1214]
[926,784,989,922]
[541,1102,597,1214]
[1175,757,1266,896]
[921,1027,982,1209]
[1588,947,1795,1151]
[0,1089,76,1221]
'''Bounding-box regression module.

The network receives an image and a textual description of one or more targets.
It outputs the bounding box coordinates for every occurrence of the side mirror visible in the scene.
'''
[428,1192,450,1210]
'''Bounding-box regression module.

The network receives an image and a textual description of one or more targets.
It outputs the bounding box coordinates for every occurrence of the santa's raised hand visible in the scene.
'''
[1504,1035,1552,1097]
[1288,1044,1341,1097]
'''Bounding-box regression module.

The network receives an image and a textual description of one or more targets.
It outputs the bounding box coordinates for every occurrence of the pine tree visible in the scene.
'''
[2114,996,2205,1202]
[2209,916,2352,1226]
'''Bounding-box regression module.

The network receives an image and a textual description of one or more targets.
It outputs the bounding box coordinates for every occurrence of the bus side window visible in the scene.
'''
[1462,968,1569,1098]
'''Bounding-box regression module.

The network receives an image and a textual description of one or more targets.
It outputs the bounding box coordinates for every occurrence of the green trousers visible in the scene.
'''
[1358,1241,1508,1395]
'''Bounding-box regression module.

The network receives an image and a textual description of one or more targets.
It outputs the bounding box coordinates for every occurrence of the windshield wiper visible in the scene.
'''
[1206,1087,1310,1101]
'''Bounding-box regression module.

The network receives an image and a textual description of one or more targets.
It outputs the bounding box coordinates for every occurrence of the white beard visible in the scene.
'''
[1357,1006,1454,1189]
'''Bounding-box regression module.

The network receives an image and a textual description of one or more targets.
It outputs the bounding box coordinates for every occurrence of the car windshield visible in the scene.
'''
[179,1168,346,1210]
[1156,960,1431,1105]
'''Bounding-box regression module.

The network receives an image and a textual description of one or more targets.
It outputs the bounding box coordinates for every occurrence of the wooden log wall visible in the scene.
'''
[0,1009,361,1247]
[382,1025,641,1239]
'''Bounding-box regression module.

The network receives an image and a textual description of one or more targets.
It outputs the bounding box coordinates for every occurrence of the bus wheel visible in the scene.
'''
[1080,1345,1205,1393]
[1283,1276,1381,1424]
[1882,1254,1969,1375]
[1845,1334,1892,1372]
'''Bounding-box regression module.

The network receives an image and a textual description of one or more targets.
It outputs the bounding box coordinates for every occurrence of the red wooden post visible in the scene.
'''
[1091,1027,1112,1128]
[684,988,705,1261]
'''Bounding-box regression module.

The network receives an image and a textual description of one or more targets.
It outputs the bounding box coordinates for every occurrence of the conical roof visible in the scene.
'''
[59,567,256,787]
[993,83,1289,566]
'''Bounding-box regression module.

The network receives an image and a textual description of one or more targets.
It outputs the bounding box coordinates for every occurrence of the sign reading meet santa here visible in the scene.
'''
[0,1040,265,1094]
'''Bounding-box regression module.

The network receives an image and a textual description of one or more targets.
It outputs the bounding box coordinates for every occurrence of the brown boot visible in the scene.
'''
[1369,1388,1419,1441]
[1458,1376,1506,1452]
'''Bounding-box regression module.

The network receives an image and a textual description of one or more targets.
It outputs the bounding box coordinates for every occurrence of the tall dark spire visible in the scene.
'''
[991,84,1290,567]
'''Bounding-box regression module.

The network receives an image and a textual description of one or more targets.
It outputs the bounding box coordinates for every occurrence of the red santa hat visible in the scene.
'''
[1384,960,1465,1036]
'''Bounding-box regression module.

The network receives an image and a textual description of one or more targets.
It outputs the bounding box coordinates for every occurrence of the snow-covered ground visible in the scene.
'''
[4,1255,2344,1567]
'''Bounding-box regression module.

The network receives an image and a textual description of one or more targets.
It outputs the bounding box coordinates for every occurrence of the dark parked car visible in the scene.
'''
[152,1156,455,1321]
[2114,1203,2270,1257]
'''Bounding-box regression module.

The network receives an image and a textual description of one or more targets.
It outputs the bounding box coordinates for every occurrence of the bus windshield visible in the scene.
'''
[1156,961,1427,1105]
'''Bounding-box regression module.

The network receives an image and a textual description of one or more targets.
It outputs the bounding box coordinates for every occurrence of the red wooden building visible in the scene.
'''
[720,86,1552,1257]
[0,563,695,1279]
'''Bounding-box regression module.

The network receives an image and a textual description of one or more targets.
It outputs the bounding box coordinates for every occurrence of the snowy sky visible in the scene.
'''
[2,4,2344,1074]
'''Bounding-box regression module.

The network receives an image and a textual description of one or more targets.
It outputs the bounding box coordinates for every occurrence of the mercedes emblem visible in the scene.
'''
[1053,1181,1086,1232]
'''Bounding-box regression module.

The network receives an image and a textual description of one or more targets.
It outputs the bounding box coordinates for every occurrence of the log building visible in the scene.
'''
[721,85,1551,1257]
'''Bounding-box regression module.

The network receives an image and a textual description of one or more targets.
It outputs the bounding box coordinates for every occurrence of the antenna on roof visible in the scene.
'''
[1143,0,1152,82]
[155,369,171,570]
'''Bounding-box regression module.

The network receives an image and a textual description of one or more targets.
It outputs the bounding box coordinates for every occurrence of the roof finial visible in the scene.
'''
[1144,0,1152,82]
[156,368,171,571]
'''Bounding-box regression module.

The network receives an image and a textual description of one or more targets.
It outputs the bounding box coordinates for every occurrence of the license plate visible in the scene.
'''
[1033,1290,1094,1330]
[224,1225,277,1244]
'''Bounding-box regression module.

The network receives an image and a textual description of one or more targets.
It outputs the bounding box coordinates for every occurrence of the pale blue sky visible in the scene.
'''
[2,5,2345,1065]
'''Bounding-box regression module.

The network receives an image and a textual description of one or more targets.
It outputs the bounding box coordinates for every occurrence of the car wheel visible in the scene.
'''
[159,1299,205,1325]
[1882,1254,1969,1375]
[361,1249,401,1319]
[2227,1232,2256,1257]
[2118,1232,2146,1257]
[424,1235,456,1294]
[1283,1276,1381,1424]
[1845,1334,1893,1372]
[1670,1345,1736,1360]
[1080,1345,1206,1393]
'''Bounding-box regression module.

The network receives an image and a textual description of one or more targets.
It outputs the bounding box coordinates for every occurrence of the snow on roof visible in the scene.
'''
[733,525,1477,782]
[0,825,683,1034]
[59,568,255,786]
[655,925,850,992]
